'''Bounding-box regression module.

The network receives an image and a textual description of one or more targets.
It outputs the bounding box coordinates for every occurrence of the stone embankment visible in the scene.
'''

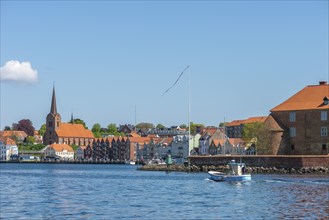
[139,164,329,174]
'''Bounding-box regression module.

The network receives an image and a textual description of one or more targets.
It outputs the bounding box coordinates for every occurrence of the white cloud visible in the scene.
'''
[0,60,38,84]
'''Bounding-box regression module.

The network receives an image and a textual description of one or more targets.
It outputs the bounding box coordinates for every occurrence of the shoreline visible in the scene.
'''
[138,164,329,174]
[2,161,328,174]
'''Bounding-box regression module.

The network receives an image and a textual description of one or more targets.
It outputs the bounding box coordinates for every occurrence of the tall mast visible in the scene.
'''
[188,65,191,156]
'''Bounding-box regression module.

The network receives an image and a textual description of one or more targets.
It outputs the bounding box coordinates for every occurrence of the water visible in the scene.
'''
[0,164,328,219]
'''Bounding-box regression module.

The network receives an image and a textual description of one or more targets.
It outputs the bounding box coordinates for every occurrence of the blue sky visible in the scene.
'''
[1,1,328,130]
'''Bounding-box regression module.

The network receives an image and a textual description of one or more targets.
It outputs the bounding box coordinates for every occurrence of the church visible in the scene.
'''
[43,87,94,146]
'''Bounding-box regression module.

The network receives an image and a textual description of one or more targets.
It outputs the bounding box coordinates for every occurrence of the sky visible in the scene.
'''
[1,1,328,130]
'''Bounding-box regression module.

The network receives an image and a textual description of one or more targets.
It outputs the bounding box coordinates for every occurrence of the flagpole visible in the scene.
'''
[188,65,191,171]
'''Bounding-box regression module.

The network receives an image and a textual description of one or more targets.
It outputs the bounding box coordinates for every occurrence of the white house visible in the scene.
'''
[44,143,74,159]
[171,135,189,159]
[0,137,19,161]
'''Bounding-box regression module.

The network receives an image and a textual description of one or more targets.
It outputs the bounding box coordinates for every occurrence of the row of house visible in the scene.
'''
[2,81,327,161]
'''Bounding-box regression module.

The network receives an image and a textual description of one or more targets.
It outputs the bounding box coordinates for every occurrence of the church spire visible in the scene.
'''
[50,85,57,114]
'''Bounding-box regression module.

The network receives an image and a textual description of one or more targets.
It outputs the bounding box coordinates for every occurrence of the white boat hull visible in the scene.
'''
[208,171,251,182]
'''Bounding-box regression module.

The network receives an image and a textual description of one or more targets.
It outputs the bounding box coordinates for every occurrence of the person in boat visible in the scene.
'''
[242,165,246,174]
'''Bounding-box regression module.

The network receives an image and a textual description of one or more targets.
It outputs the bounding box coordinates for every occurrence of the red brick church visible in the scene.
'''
[43,87,94,146]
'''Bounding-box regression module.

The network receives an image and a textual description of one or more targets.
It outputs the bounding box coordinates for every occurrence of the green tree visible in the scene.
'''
[242,122,272,155]
[92,123,101,132]
[4,126,11,131]
[92,123,102,138]
[156,124,166,129]
[219,122,227,127]
[189,122,204,135]
[70,118,88,129]
[26,136,36,145]
[39,124,46,136]
[107,123,117,134]
[136,122,154,130]
[106,123,123,136]
[180,124,187,129]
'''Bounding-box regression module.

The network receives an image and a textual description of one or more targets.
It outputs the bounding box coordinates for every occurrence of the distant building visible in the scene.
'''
[43,87,94,146]
[225,116,268,139]
[44,143,74,159]
[171,135,189,159]
[0,130,27,144]
[0,137,18,161]
[269,81,329,155]
[118,124,135,135]
[199,127,226,155]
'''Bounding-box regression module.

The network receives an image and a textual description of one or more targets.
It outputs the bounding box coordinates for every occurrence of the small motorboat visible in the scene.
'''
[208,160,251,182]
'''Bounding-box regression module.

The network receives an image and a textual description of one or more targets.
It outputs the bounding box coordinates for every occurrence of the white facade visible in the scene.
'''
[0,140,18,161]
[171,135,190,159]
[44,145,74,159]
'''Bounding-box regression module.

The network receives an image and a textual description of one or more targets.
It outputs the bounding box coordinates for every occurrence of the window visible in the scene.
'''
[321,111,328,121]
[290,112,296,122]
[290,127,296,137]
[291,145,295,150]
[321,127,328,137]
[322,144,327,151]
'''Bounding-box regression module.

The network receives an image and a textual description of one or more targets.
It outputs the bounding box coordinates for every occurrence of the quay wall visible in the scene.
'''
[188,155,329,168]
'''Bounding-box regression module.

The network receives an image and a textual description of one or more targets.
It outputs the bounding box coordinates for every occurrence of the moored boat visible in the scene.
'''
[208,160,251,182]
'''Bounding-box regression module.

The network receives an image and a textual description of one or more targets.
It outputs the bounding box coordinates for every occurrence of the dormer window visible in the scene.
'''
[323,97,329,105]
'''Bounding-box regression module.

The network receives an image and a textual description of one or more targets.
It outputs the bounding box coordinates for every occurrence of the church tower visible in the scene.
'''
[43,86,62,145]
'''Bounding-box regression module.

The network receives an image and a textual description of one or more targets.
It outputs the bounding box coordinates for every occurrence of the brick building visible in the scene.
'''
[270,81,329,155]
[43,87,94,146]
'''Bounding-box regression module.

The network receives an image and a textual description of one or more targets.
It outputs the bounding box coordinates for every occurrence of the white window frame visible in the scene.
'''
[290,127,296,137]
[321,127,328,137]
[289,112,296,122]
[321,111,328,121]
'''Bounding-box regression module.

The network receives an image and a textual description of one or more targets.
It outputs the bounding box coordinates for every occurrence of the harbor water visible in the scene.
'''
[0,163,328,219]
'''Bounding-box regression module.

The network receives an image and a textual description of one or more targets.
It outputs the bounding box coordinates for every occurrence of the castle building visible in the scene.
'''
[269,81,329,155]
[43,87,94,146]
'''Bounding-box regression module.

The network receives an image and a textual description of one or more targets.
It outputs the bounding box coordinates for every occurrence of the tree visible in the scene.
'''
[70,118,88,129]
[92,123,101,133]
[92,123,102,138]
[179,124,187,129]
[219,122,227,127]
[107,123,117,134]
[136,122,154,130]
[39,124,46,136]
[156,124,166,129]
[12,119,35,136]
[26,136,36,145]
[4,126,11,131]
[189,122,204,135]
[242,122,272,155]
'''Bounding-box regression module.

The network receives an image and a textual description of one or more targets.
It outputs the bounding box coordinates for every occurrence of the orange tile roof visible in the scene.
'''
[226,117,267,127]
[56,123,94,138]
[244,116,268,124]
[271,83,329,111]
[0,137,16,145]
[0,130,28,138]
[225,120,246,127]
[50,143,74,152]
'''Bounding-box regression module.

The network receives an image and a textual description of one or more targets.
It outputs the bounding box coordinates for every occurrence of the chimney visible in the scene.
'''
[319,81,327,85]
